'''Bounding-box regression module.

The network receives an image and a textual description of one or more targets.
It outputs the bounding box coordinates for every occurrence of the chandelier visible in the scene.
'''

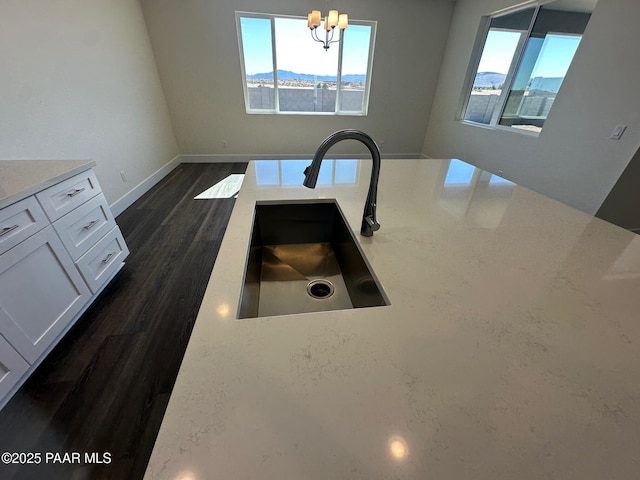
[307,9,348,50]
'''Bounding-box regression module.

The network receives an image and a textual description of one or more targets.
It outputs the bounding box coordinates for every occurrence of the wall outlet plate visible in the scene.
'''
[610,124,627,140]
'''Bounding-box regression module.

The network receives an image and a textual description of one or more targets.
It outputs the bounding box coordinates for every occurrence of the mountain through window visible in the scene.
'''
[236,12,376,115]
[461,0,595,134]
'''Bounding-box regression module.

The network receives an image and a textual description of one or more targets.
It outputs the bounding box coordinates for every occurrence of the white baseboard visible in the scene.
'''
[110,155,181,217]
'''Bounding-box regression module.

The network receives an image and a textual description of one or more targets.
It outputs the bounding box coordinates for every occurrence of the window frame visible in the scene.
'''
[458,0,586,136]
[235,11,376,116]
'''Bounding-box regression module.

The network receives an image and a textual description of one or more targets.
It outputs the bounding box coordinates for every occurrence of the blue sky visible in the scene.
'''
[532,34,581,78]
[478,29,582,78]
[240,14,580,79]
[240,16,371,76]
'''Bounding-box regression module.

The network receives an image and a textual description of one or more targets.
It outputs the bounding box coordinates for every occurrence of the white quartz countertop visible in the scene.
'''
[145,159,640,480]
[0,159,95,209]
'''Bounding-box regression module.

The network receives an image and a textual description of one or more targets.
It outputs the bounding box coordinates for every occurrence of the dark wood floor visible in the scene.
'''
[0,163,247,480]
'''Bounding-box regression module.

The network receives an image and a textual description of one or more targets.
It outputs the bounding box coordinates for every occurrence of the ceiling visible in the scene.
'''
[544,0,599,12]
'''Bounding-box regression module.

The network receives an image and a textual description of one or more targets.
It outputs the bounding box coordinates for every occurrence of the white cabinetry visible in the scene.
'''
[0,336,29,401]
[35,169,101,221]
[0,196,49,254]
[0,165,128,409]
[76,226,128,293]
[52,193,115,260]
[0,226,91,363]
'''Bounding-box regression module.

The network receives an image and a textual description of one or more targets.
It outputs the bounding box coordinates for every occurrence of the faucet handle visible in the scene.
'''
[365,216,381,231]
[361,215,380,237]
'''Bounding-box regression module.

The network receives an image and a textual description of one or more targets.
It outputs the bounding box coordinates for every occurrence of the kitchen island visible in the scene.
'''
[145,158,640,480]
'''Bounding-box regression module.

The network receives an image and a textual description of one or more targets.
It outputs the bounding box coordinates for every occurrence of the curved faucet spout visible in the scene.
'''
[303,129,381,237]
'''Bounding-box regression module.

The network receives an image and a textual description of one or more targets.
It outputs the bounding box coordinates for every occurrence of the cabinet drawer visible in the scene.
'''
[0,196,49,255]
[0,226,91,364]
[53,194,116,260]
[76,226,129,294]
[36,170,101,221]
[0,334,29,401]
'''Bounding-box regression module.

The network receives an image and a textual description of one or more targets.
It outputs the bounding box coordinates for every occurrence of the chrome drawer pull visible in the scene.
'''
[0,224,19,237]
[67,188,86,197]
[83,219,99,230]
[102,252,114,264]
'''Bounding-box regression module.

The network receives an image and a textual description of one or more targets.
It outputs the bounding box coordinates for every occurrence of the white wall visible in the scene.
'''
[422,0,640,215]
[0,0,178,209]
[140,0,454,157]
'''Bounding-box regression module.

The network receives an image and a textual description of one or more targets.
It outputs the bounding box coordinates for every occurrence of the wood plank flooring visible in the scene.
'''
[0,163,247,480]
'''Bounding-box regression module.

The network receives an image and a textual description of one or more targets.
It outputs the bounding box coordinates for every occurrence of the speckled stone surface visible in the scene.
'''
[0,160,94,208]
[145,159,640,480]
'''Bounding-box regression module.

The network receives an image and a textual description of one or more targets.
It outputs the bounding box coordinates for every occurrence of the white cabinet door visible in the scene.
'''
[0,226,91,364]
[0,335,29,401]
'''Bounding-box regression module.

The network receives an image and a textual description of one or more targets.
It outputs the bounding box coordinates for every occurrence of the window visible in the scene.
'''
[236,12,376,115]
[461,0,594,134]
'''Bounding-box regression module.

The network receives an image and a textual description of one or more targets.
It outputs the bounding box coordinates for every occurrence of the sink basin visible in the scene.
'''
[238,200,389,318]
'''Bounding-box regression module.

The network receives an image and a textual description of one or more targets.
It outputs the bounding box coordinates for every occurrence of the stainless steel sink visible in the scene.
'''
[238,200,389,318]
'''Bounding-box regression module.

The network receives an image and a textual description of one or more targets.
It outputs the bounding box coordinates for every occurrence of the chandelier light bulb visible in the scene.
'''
[338,14,348,29]
[328,10,339,27]
[311,10,321,27]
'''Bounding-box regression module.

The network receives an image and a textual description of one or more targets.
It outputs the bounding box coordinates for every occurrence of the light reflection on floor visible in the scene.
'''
[194,174,245,199]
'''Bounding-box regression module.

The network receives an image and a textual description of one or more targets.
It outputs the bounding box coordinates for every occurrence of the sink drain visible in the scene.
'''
[307,279,335,299]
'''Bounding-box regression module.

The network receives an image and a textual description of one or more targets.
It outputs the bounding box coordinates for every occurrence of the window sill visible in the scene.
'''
[245,110,367,116]
[460,120,540,138]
